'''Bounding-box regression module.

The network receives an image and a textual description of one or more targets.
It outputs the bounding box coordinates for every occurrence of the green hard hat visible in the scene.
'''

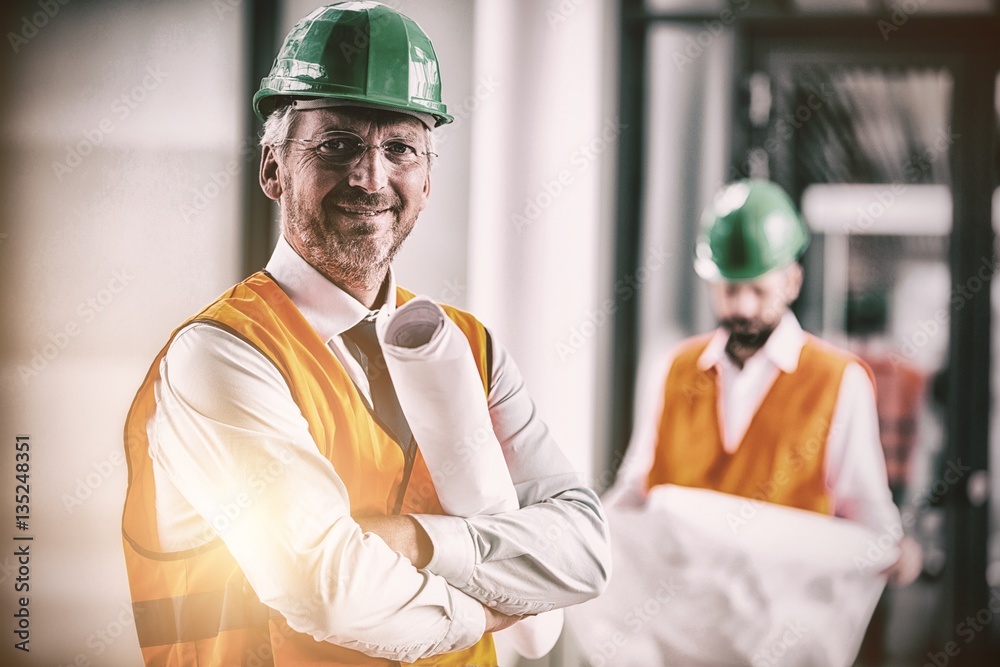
[694,179,810,281]
[253,2,454,127]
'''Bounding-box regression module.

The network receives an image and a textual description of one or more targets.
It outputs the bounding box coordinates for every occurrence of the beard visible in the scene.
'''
[282,184,418,293]
[721,316,778,350]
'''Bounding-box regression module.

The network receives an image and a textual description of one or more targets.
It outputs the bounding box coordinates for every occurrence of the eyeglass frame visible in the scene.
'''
[282,130,438,169]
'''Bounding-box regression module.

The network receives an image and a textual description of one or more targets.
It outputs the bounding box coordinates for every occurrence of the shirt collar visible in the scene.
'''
[264,235,397,343]
[697,311,805,374]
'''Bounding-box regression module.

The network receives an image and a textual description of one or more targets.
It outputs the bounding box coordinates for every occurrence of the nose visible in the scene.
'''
[730,286,760,319]
[345,146,390,193]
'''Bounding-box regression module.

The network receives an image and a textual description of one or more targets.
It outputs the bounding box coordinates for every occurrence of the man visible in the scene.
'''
[121,3,610,666]
[608,179,921,585]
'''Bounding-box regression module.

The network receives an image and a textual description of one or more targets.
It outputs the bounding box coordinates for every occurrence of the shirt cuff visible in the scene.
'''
[348,581,486,661]
[413,513,476,588]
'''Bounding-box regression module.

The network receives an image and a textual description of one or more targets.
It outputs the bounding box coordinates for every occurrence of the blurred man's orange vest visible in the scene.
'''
[646,334,869,515]
[122,272,497,667]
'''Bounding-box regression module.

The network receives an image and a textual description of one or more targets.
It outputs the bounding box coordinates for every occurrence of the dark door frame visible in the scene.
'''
[241,0,282,276]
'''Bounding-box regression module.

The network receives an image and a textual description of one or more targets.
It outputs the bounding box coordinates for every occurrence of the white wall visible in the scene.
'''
[0,1,245,664]
[638,24,734,365]
[466,0,618,484]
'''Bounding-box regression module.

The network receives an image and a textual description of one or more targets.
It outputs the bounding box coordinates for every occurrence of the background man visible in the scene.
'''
[608,179,921,584]
[121,3,610,665]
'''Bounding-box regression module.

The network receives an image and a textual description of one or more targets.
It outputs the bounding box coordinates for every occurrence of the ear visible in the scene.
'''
[418,169,432,212]
[259,144,283,201]
[785,263,804,303]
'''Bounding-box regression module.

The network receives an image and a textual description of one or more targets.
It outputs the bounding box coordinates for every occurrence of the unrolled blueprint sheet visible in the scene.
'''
[566,484,896,667]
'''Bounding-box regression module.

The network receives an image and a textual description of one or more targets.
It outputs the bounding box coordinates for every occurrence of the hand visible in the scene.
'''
[482,603,526,634]
[881,535,923,587]
[355,515,433,569]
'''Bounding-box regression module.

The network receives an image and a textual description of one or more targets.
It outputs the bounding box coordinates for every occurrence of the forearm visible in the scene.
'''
[413,483,611,615]
[827,362,903,536]
[236,515,484,660]
[363,489,610,615]
[353,516,529,633]
[354,514,433,569]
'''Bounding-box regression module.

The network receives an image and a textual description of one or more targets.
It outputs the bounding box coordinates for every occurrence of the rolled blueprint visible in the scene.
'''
[376,296,518,516]
[377,296,563,659]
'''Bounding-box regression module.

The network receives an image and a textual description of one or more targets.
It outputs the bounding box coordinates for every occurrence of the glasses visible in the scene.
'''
[284,131,436,169]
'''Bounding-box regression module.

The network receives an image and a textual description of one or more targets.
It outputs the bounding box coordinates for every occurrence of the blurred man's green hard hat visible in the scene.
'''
[253,1,454,127]
[694,179,810,281]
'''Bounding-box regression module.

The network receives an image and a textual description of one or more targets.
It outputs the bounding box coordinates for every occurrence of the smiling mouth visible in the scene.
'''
[338,206,391,217]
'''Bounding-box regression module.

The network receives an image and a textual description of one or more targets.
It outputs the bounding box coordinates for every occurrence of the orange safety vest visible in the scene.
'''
[646,334,871,515]
[122,272,497,667]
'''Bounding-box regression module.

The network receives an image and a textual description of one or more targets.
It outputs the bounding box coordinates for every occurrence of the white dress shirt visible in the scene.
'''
[608,313,902,539]
[147,236,610,662]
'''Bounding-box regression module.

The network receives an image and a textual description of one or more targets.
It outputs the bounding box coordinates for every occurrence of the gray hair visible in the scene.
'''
[259,103,436,167]
[260,104,298,156]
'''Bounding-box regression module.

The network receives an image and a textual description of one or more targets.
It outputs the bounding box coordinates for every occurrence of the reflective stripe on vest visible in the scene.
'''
[122,273,498,666]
